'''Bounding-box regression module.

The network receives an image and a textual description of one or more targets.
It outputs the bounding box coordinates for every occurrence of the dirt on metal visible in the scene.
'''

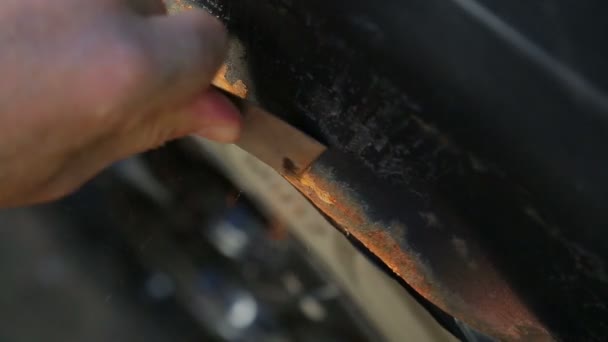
[284,165,551,341]
[284,168,440,306]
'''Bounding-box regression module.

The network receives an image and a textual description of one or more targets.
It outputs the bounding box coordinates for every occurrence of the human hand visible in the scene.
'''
[0,0,240,207]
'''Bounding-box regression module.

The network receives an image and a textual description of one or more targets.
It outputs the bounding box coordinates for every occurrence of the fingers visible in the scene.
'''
[116,88,242,159]
[115,0,167,16]
[141,9,228,98]
[183,88,242,142]
[85,6,241,160]
[112,9,241,149]
[131,0,166,15]
[32,88,241,204]
[106,4,227,106]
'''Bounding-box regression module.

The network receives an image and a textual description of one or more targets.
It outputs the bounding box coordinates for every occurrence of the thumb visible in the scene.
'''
[117,9,241,153]
[140,9,229,108]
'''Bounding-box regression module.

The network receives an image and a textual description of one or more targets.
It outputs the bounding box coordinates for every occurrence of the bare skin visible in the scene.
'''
[0,0,241,207]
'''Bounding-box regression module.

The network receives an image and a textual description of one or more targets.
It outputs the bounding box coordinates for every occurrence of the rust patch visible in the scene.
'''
[165,2,249,99]
[212,64,249,99]
[362,229,438,303]
[284,167,551,340]
[284,170,438,304]
[298,172,338,206]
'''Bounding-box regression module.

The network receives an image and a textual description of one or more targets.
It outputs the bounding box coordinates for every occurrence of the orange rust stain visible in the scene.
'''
[360,229,439,304]
[299,173,336,205]
[286,170,551,340]
[455,258,550,339]
[286,171,439,305]
[288,172,365,226]
[165,3,248,99]
[212,64,249,99]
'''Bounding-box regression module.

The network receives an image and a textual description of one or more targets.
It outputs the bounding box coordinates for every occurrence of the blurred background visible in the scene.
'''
[0,140,456,342]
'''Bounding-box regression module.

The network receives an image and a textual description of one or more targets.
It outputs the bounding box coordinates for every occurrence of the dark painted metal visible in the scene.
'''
[284,150,551,340]
[168,0,608,340]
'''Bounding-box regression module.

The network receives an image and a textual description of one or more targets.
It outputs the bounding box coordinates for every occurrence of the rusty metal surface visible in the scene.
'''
[165,0,553,340]
[208,68,546,337]
[207,67,541,337]
[282,150,551,341]
[196,140,460,342]
[202,78,550,338]
[208,54,551,339]
[164,0,608,341]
